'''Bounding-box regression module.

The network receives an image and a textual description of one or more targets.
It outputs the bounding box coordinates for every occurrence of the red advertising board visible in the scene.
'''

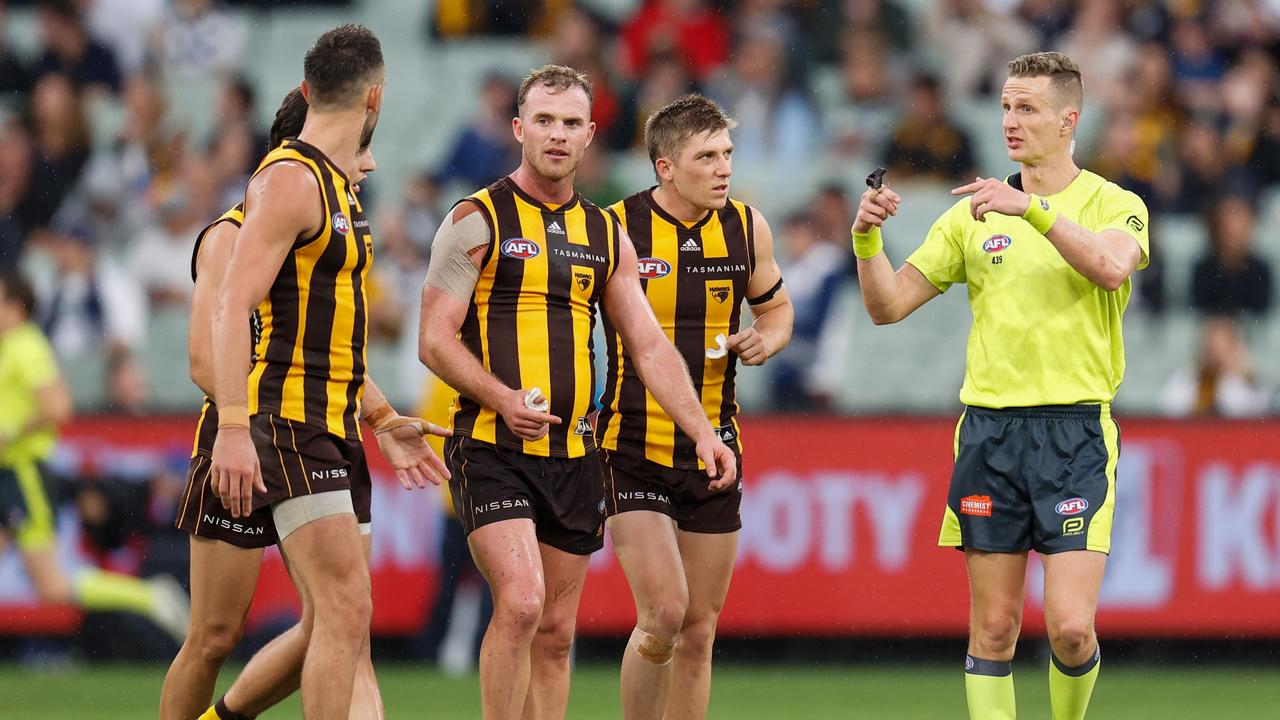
[3,416,1279,638]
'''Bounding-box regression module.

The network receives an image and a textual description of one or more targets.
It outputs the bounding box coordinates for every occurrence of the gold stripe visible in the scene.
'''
[246,297,271,412]
[471,192,500,445]
[644,214,679,466]
[281,157,328,422]
[190,403,209,458]
[700,219,732,439]
[271,417,293,498]
[193,457,212,535]
[514,198,553,456]
[324,184,358,437]
[287,418,311,495]
[601,329,625,451]
[565,207,593,457]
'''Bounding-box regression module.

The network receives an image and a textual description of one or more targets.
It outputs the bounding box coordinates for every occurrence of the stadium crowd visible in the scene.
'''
[2,0,1279,422]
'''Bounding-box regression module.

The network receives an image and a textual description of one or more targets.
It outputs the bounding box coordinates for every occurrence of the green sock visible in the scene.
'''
[72,568,155,615]
[1049,646,1100,720]
[965,654,1016,720]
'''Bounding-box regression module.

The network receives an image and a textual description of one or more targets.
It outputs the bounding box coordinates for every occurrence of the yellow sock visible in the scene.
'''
[965,654,1016,720]
[72,568,155,615]
[1049,646,1101,720]
[196,706,222,720]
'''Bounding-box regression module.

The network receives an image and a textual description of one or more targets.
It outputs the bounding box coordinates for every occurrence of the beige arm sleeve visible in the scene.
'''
[424,208,491,302]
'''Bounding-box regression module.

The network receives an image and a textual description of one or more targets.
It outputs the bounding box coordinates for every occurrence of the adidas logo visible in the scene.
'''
[680,238,701,252]
[546,220,566,235]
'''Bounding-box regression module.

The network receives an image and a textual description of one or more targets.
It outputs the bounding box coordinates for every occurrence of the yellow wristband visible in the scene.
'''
[363,402,397,433]
[217,405,250,429]
[1023,194,1059,235]
[851,226,884,261]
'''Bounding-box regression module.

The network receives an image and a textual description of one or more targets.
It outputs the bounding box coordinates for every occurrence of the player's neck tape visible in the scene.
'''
[1051,646,1101,677]
[965,654,1013,677]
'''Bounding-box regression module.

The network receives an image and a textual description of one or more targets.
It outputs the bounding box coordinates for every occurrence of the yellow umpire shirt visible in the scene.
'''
[0,322,60,466]
[906,170,1150,408]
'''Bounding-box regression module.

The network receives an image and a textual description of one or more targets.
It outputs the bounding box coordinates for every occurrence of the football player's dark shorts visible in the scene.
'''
[445,435,605,556]
[938,404,1118,555]
[599,448,743,534]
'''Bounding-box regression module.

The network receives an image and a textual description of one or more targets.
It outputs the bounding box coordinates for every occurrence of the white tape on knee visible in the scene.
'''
[630,626,677,665]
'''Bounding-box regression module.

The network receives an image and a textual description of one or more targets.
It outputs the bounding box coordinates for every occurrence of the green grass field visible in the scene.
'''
[3,663,1278,718]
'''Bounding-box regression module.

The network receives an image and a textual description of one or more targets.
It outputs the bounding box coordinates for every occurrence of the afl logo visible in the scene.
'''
[501,238,541,259]
[983,235,1012,253]
[1055,498,1089,516]
[331,212,351,235]
[638,257,671,279]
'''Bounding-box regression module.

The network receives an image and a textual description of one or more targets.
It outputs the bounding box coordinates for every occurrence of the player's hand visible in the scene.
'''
[375,422,451,489]
[852,185,901,234]
[726,327,770,366]
[951,177,1030,222]
[695,433,738,492]
[210,427,266,519]
[499,388,562,442]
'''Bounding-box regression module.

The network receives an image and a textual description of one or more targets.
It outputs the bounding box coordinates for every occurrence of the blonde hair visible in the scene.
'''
[644,94,738,165]
[1007,52,1083,110]
[517,64,592,110]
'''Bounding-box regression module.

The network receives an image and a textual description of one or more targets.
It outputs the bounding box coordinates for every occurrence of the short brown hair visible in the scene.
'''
[517,64,592,111]
[269,88,308,148]
[1007,52,1084,110]
[303,24,384,111]
[644,94,738,165]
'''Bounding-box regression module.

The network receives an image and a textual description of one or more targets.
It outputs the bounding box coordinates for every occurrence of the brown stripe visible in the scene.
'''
[718,205,751,430]
[271,417,293,498]
[544,206,575,457]
[256,250,300,414]
[286,418,311,494]
[670,222,707,467]
[610,197,652,454]
[452,199,492,440]
[193,457,212,535]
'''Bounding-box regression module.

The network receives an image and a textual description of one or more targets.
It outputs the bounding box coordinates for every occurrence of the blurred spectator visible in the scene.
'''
[1161,123,1241,215]
[575,147,626,208]
[430,0,560,38]
[817,28,902,162]
[34,219,146,358]
[1088,111,1155,202]
[809,183,852,252]
[1191,194,1273,316]
[885,73,976,183]
[1220,48,1275,167]
[1168,19,1227,114]
[1018,0,1073,44]
[1122,0,1173,44]
[206,77,265,206]
[86,0,166,75]
[0,1,31,96]
[105,351,149,415]
[33,0,122,95]
[549,6,622,145]
[0,117,31,261]
[1056,0,1136,110]
[17,73,90,231]
[770,212,846,411]
[708,27,818,170]
[1246,100,1280,187]
[615,52,696,151]
[436,74,519,190]
[922,0,1037,99]
[1161,315,1271,417]
[620,0,729,84]
[1091,43,1181,204]
[128,191,202,308]
[147,0,245,79]
[806,0,913,65]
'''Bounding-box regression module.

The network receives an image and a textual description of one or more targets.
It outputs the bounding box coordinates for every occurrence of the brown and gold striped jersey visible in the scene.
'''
[189,203,247,458]
[244,139,373,441]
[451,177,621,458]
[598,189,756,469]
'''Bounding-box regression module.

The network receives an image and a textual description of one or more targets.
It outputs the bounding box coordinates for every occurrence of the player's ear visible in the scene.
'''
[1060,110,1078,136]
[299,80,311,104]
[512,116,524,144]
[367,83,384,113]
[654,157,674,183]
[585,120,596,148]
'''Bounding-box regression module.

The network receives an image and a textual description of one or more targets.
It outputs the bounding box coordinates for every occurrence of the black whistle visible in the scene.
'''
[866,167,887,190]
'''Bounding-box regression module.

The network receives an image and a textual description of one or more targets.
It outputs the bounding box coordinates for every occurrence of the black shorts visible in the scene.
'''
[599,449,743,534]
[175,406,371,548]
[939,404,1119,555]
[445,435,604,556]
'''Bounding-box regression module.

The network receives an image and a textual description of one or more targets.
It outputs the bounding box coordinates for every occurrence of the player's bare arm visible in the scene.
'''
[951,177,1142,291]
[418,204,561,442]
[728,209,794,366]
[209,161,322,519]
[359,376,451,490]
[853,184,942,325]
[188,221,237,397]
[603,231,738,489]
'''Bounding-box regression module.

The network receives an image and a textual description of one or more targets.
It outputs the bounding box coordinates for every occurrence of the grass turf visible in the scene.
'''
[2,663,1277,718]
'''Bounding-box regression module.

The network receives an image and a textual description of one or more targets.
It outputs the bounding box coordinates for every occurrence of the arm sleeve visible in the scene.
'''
[424,206,492,302]
[905,203,968,293]
[1096,186,1151,270]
